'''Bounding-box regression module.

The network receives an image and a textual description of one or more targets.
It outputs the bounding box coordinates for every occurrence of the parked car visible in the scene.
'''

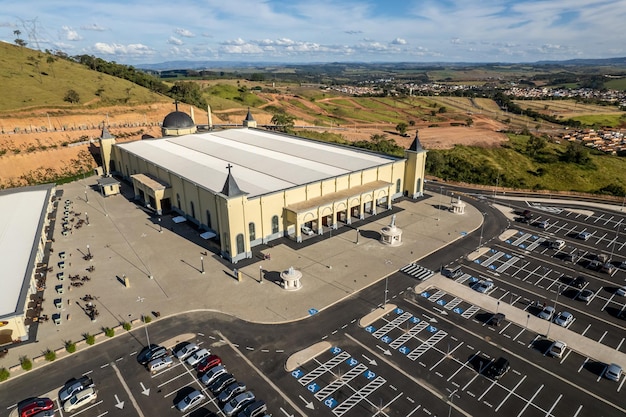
[605,363,622,382]
[551,240,565,250]
[223,391,255,416]
[174,342,199,361]
[237,400,267,417]
[577,231,592,241]
[548,341,567,359]
[137,344,167,365]
[601,263,615,274]
[147,355,173,373]
[186,348,211,367]
[553,311,574,327]
[201,365,228,386]
[616,286,626,296]
[18,398,54,417]
[535,220,548,229]
[485,357,510,380]
[571,276,587,289]
[176,390,205,412]
[63,388,97,413]
[209,373,236,395]
[301,225,314,236]
[489,313,506,327]
[196,354,222,373]
[562,252,576,262]
[538,305,555,320]
[472,279,494,294]
[577,289,595,302]
[587,259,602,271]
[619,260,626,269]
[218,382,247,404]
[442,265,463,279]
[59,376,94,403]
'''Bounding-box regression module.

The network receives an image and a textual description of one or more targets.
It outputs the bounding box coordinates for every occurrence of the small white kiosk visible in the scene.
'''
[280,266,303,291]
[380,214,403,246]
[450,196,466,214]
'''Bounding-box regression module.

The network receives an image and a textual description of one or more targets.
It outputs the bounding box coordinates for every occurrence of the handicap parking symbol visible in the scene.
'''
[364,370,376,380]
[395,307,404,314]
[308,308,318,316]
[489,265,496,270]
[490,249,497,253]
[399,346,410,355]
[410,316,420,324]
[307,382,320,393]
[324,397,338,409]
[474,259,481,264]
[453,307,464,314]
[427,325,438,333]
[381,335,393,344]
[421,291,430,298]
[469,277,478,283]
[519,244,526,249]
[505,239,511,244]
[505,254,512,259]
[291,369,304,379]
[346,357,359,367]
[365,325,376,333]
[330,346,342,355]
[437,299,447,306]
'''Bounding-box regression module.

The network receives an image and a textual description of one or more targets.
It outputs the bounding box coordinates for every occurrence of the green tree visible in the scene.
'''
[466,118,474,127]
[14,30,27,47]
[395,122,408,136]
[525,135,546,157]
[270,113,295,133]
[561,142,591,164]
[64,89,80,104]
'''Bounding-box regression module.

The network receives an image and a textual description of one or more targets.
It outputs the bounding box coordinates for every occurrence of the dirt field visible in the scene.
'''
[0,98,508,188]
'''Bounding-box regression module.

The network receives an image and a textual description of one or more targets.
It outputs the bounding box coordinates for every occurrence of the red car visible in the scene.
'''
[196,354,221,373]
[19,398,54,417]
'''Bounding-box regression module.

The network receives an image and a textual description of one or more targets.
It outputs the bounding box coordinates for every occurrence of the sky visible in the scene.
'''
[1,0,625,65]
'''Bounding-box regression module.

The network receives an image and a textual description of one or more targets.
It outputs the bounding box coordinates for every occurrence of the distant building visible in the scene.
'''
[100,109,427,263]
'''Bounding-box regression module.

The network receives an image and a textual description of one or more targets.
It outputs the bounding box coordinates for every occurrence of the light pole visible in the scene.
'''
[158,218,162,233]
[356,228,360,244]
[478,212,486,249]
[85,212,89,226]
[200,256,205,274]
[546,284,562,337]
[610,224,620,261]
[86,244,91,259]
[85,189,88,203]
[259,266,263,284]
[447,389,459,417]
[144,316,151,347]
[383,277,389,307]
[437,186,444,221]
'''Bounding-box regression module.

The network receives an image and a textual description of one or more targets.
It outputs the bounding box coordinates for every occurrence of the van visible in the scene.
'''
[147,355,173,373]
[442,265,462,279]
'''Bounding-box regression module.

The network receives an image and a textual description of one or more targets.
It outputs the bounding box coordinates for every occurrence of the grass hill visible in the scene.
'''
[0,42,169,112]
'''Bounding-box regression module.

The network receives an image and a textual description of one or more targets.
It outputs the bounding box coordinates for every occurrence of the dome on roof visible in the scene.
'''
[162,111,195,129]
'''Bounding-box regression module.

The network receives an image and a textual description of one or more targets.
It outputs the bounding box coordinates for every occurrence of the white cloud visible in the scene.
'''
[174,28,194,37]
[80,23,107,32]
[93,42,155,56]
[167,36,183,45]
[61,26,82,41]
[392,38,406,45]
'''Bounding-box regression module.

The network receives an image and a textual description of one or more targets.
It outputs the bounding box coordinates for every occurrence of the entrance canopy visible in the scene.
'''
[285,180,391,214]
[131,173,169,191]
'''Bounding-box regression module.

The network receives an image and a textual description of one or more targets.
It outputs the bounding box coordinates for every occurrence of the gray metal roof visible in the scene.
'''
[116,128,399,198]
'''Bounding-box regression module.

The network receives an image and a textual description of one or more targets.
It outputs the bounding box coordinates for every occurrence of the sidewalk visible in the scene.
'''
[416,274,626,369]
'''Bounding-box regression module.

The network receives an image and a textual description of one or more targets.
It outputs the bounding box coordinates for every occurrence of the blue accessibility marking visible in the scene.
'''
[505,253,512,259]
[324,397,338,409]
[364,370,376,380]
[460,231,467,236]
[505,240,511,244]
[532,235,538,239]
[490,248,497,253]
[381,335,393,344]
[330,346,342,355]
[437,299,446,306]
[518,231,524,235]
[410,316,420,324]
[346,357,359,367]
[489,265,496,270]
[365,325,376,333]
[427,325,438,333]
[308,308,318,316]
[469,277,479,283]
[453,307,464,314]
[291,369,304,379]
[399,346,410,355]
[421,291,430,298]
[519,244,526,249]
[395,307,404,314]
[307,382,320,393]
[474,259,481,264]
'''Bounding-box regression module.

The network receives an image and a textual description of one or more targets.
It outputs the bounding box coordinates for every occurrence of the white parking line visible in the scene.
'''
[578,358,589,373]
[405,405,422,416]
[447,351,481,382]
[68,400,104,416]
[616,338,625,352]
[573,404,584,417]
[544,393,562,417]
[495,375,526,412]
[598,365,608,382]
[513,327,526,341]
[580,324,591,336]
[477,379,498,402]
[598,330,608,344]
[516,384,543,417]
[618,375,626,392]
[429,342,463,371]
[499,322,513,335]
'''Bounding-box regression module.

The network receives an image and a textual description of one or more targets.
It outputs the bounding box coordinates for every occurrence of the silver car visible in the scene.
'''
[223,391,255,416]
[176,390,205,412]
[174,342,199,361]
[59,376,94,403]
[538,305,555,320]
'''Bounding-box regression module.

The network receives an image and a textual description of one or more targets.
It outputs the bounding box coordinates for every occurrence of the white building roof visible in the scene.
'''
[116,128,399,198]
[0,186,51,317]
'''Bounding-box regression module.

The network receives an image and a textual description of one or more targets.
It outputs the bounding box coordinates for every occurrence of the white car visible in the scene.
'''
[223,391,255,416]
[186,348,210,367]
[605,363,622,382]
[64,387,97,412]
[147,355,173,373]
[548,340,567,359]
[201,365,228,386]
[553,311,574,327]
[577,231,592,241]
[472,279,494,294]
[616,286,626,296]
[301,225,314,236]
[538,305,555,320]
[174,342,199,361]
[176,390,205,412]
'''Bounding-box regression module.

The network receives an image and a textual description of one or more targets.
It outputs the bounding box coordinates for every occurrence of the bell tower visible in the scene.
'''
[403,130,427,198]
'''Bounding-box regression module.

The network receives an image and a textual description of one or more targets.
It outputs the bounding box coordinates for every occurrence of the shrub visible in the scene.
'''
[0,367,9,381]
[122,322,132,331]
[44,349,56,362]
[104,327,115,337]
[20,356,32,371]
[142,315,152,324]
[65,340,76,353]
[84,333,95,345]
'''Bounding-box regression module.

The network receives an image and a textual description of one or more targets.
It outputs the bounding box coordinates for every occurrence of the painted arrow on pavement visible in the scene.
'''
[362,354,378,366]
[140,382,150,396]
[299,395,314,410]
[114,394,124,409]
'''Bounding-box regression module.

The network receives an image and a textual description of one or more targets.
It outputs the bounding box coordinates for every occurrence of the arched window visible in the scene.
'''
[236,234,245,254]
[271,215,279,234]
[206,210,212,229]
[190,201,195,219]
[249,222,256,241]
[396,179,401,193]
[176,193,181,209]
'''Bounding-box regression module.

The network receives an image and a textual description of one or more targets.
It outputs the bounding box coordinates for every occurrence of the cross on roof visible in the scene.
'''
[226,163,233,174]
[173,100,179,111]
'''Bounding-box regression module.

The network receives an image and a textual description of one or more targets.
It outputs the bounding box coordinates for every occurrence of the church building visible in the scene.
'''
[99,109,427,263]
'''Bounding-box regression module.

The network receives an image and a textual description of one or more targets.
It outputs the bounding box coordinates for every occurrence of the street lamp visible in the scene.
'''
[85,212,90,226]
[546,284,562,337]
[478,212,486,249]
[383,277,389,307]
[437,186,444,221]
[259,266,263,284]
[356,228,360,244]
[158,218,162,233]
[87,244,91,258]
[447,389,459,417]
[85,189,88,203]
[200,256,205,274]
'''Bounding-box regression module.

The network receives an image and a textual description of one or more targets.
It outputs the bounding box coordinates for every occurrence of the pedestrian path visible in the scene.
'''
[400,263,434,281]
